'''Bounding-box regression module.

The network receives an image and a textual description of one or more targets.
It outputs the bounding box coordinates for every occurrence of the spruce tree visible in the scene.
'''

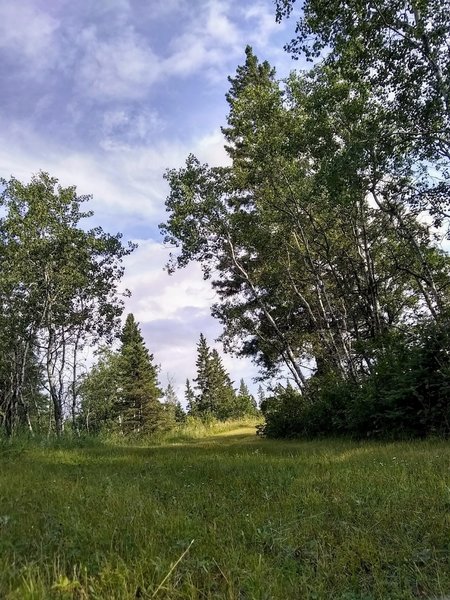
[207,349,236,420]
[164,382,185,424]
[257,385,265,408]
[235,378,258,417]
[193,333,213,414]
[193,333,237,420]
[185,378,197,415]
[116,314,163,434]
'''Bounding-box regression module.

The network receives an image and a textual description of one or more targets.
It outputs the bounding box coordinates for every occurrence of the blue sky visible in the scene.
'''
[0,0,303,399]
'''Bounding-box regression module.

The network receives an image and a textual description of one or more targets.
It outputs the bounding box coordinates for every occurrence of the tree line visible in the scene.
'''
[2,0,449,439]
[78,321,259,435]
[160,0,450,438]
[0,173,134,436]
[0,173,257,437]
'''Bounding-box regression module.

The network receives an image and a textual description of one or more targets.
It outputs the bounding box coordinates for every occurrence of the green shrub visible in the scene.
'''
[260,319,450,439]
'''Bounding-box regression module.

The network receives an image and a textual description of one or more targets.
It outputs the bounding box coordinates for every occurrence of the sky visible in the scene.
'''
[0,0,303,401]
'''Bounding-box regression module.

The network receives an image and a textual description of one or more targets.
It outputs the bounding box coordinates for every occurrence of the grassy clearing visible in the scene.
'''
[0,427,449,599]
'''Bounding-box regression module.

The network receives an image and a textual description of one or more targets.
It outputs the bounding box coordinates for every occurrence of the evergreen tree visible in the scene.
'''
[207,349,237,420]
[235,379,258,417]
[164,382,185,424]
[193,334,237,420]
[116,314,163,434]
[185,378,197,415]
[257,385,265,408]
[193,333,214,414]
[78,348,120,433]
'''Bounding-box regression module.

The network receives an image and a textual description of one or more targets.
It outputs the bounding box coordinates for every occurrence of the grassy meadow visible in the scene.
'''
[0,421,449,599]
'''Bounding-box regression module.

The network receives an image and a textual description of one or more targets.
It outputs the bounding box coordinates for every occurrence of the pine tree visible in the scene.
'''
[193,333,237,420]
[235,378,258,417]
[185,378,197,415]
[257,385,265,408]
[116,314,163,434]
[164,382,185,423]
[207,349,236,420]
[193,333,213,414]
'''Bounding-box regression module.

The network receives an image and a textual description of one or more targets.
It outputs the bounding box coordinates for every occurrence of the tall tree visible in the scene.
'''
[184,378,196,415]
[161,48,450,392]
[0,172,134,435]
[193,334,213,414]
[235,379,258,417]
[164,381,185,424]
[275,0,450,225]
[77,348,120,433]
[191,334,237,419]
[115,314,163,434]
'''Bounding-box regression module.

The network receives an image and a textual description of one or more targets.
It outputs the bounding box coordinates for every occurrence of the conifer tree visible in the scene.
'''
[193,334,237,420]
[207,349,237,420]
[116,314,163,433]
[235,379,258,417]
[257,385,265,408]
[185,378,196,415]
[164,382,185,423]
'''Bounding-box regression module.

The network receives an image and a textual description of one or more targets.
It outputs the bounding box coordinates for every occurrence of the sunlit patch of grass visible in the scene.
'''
[0,429,449,599]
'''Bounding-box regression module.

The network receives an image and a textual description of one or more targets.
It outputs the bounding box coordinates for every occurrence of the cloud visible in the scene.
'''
[121,238,260,399]
[243,3,285,46]
[0,3,60,75]
[165,0,242,80]
[77,26,161,101]
[0,0,293,399]
[101,107,164,148]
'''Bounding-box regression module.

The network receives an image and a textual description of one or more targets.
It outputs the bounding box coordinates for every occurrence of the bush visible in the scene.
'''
[260,319,450,439]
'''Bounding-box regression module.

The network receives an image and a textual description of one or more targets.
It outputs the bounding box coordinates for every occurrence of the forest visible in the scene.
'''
[1,1,450,598]
[1,0,450,440]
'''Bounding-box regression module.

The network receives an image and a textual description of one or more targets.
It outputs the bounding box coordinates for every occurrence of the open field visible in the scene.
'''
[0,424,449,599]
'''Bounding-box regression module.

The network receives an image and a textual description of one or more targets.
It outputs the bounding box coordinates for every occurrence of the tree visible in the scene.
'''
[191,334,237,420]
[207,349,237,420]
[184,379,196,415]
[163,382,185,424]
[235,379,258,417]
[257,385,265,408]
[115,314,164,434]
[0,172,134,436]
[161,49,450,394]
[193,334,213,414]
[275,0,450,226]
[77,348,120,433]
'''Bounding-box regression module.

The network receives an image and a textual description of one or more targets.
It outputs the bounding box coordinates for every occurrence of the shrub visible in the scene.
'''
[260,319,450,439]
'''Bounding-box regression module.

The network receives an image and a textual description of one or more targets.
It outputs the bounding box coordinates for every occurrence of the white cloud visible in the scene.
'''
[122,239,260,399]
[243,3,285,46]
[165,0,241,79]
[0,110,232,246]
[101,107,164,148]
[0,3,60,73]
[77,25,161,101]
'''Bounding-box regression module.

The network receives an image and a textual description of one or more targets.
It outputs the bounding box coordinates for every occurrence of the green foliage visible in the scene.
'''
[78,315,168,435]
[261,319,450,439]
[1,432,449,598]
[0,172,134,436]
[115,314,165,434]
[77,348,121,433]
[161,48,450,397]
[161,40,450,439]
[235,378,258,418]
[163,382,186,425]
[191,334,238,420]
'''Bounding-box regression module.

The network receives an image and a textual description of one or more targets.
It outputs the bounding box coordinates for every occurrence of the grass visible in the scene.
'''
[0,424,449,599]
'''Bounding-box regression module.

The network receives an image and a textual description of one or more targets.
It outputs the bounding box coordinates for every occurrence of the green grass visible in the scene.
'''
[0,425,449,599]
